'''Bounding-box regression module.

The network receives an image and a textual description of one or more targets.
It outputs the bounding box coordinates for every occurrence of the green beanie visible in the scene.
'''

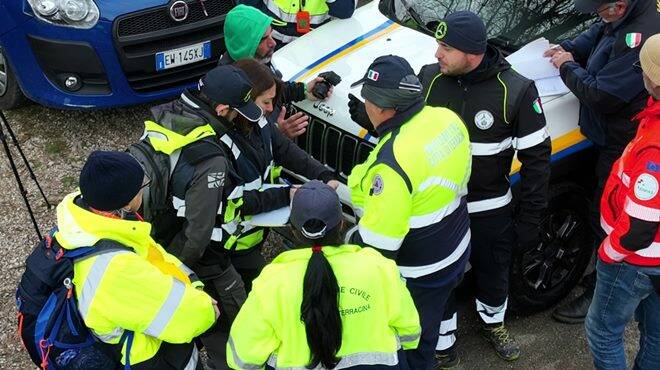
[224,5,273,60]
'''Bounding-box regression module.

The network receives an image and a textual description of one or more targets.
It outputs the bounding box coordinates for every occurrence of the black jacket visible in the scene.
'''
[419,45,551,225]
[149,90,328,278]
[559,0,660,164]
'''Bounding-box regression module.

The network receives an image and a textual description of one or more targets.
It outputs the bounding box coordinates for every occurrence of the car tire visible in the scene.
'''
[509,182,593,314]
[0,46,28,110]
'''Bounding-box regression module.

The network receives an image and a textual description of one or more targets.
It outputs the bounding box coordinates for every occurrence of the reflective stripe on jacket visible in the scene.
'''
[227,245,420,369]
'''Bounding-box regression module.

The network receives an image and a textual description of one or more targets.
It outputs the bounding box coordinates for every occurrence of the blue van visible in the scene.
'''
[0,0,234,109]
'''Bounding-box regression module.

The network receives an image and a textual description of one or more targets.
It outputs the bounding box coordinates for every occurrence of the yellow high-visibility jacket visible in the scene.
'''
[227,245,420,369]
[55,192,216,365]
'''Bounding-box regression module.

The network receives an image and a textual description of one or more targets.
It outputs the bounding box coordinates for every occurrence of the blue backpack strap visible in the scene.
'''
[119,330,134,370]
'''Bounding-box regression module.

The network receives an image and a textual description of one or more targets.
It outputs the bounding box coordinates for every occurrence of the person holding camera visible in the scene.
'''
[220,4,339,139]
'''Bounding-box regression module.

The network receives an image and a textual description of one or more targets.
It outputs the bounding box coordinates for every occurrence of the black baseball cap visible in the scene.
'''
[573,0,614,13]
[198,65,262,122]
[290,180,342,240]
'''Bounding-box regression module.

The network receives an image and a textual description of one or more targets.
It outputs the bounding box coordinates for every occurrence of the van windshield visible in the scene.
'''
[379,0,595,52]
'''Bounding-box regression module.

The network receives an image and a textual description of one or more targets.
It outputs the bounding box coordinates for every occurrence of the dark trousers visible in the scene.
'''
[405,274,462,370]
[132,342,202,370]
[199,247,267,369]
[584,151,620,290]
[470,212,515,310]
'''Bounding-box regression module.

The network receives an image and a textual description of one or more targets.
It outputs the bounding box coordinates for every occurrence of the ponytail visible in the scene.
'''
[301,246,342,369]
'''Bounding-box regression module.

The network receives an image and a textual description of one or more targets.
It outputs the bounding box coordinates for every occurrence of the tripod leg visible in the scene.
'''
[0,117,42,241]
[0,111,51,209]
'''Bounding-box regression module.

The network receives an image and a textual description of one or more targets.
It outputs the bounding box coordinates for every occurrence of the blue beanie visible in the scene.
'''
[79,151,144,211]
[435,11,487,54]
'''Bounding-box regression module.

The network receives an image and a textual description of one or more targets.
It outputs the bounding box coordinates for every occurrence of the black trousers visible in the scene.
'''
[131,342,201,370]
[405,273,463,370]
[470,212,515,309]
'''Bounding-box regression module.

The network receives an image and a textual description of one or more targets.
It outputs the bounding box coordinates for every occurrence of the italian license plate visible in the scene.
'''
[155,41,211,71]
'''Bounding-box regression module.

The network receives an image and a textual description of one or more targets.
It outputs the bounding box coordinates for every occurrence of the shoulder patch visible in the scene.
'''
[625,33,642,49]
[532,98,543,114]
[634,173,659,201]
[370,174,384,196]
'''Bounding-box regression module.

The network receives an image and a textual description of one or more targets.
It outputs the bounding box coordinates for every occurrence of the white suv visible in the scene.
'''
[272,0,597,313]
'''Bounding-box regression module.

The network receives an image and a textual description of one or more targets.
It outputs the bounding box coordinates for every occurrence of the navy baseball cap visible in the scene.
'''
[198,65,262,122]
[351,55,422,109]
[290,180,342,240]
[573,0,613,13]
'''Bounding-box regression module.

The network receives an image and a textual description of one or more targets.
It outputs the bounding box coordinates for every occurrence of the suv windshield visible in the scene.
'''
[379,0,595,52]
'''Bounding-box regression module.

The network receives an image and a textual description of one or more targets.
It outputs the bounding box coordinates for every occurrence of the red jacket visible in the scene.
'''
[599,97,660,266]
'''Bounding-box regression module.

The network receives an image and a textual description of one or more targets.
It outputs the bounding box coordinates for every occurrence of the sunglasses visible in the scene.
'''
[633,60,642,73]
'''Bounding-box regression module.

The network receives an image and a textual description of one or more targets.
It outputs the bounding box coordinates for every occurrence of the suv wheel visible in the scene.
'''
[0,47,27,110]
[509,182,593,314]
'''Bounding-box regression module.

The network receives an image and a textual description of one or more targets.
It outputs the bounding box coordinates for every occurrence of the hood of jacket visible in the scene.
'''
[55,192,153,253]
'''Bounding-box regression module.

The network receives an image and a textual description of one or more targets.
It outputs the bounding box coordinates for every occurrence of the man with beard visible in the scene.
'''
[349,10,551,367]
[220,4,330,139]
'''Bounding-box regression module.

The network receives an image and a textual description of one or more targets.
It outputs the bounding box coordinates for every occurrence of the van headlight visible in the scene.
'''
[27,0,99,29]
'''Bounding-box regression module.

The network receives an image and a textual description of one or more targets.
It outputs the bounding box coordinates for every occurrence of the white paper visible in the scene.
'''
[535,76,570,96]
[506,37,569,97]
[245,206,291,227]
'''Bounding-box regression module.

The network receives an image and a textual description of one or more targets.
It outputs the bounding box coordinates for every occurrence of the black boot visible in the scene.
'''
[435,346,460,369]
[552,288,594,324]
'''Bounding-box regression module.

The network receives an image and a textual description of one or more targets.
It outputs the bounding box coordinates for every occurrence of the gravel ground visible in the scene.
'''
[0,103,640,369]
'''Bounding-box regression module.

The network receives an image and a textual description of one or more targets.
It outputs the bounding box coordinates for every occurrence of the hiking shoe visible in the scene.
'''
[481,324,521,361]
[435,349,460,369]
[552,289,593,324]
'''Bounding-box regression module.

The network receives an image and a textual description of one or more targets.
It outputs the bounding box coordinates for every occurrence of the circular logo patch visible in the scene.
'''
[435,21,448,40]
[371,174,384,196]
[474,110,494,130]
[634,173,659,201]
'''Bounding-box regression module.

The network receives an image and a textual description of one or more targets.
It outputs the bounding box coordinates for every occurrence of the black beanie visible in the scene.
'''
[435,11,487,55]
[79,151,144,211]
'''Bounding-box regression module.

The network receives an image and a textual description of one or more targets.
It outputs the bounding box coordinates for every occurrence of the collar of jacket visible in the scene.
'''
[634,96,660,121]
[179,90,237,135]
[459,44,509,83]
[271,244,362,264]
[55,192,154,252]
[605,0,645,34]
[375,99,425,137]
[218,51,234,66]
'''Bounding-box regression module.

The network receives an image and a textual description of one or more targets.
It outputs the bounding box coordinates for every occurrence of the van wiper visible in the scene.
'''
[399,0,434,36]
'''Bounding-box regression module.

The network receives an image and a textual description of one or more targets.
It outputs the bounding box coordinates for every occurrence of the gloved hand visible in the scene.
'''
[516,219,542,251]
[348,94,378,138]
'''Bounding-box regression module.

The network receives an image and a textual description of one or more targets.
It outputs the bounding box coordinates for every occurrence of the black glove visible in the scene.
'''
[348,94,378,138]
[516,219,541,251]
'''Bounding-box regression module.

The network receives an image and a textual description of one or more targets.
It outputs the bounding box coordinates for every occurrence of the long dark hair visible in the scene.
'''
[295,220,343,369]
[232,59,283,134]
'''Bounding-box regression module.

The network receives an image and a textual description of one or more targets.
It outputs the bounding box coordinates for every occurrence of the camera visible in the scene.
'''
[312,71,342,100]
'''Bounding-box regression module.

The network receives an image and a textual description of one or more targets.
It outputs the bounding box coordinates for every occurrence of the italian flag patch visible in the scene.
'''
[532,98,543,114]
[626,33,642,48]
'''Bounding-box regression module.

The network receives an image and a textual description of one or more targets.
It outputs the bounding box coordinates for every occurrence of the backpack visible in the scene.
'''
[128,136,229,244]
[127,139,172,224]
[16,229,133,370]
